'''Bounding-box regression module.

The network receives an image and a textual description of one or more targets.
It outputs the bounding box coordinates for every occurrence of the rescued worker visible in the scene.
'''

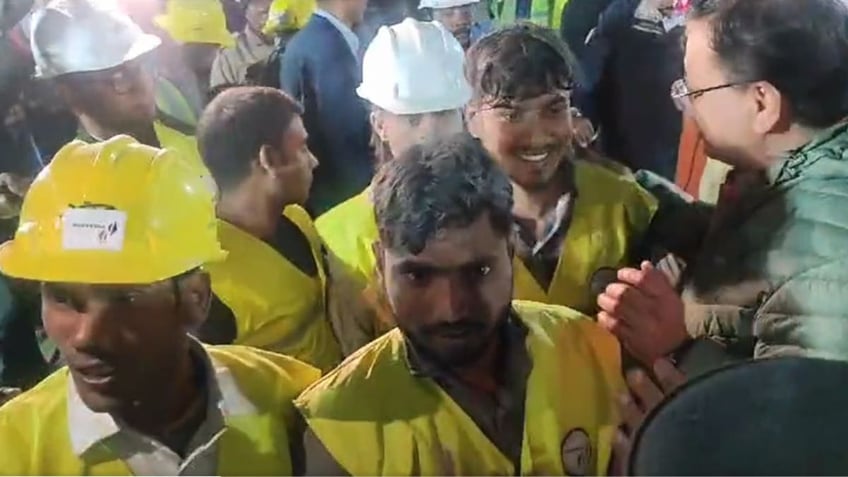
[465,23,658,314]
[297,133,624,476]
[196,86,373,371]
[315,18,470,351]
[0,136,319,475]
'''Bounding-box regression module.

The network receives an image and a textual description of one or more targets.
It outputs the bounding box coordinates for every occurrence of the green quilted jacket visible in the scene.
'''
[646,122,848,361]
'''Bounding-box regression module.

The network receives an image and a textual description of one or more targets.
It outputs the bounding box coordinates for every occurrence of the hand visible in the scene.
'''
[610,359,686,475]
[597,261,689,364]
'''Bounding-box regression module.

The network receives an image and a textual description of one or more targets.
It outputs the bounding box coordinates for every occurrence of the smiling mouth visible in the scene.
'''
[74,363,118,386]
[519,150,553,163]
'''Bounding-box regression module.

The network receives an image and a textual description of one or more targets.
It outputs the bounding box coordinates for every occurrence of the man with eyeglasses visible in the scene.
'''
[29,0,208,175]
[597,0,848,374]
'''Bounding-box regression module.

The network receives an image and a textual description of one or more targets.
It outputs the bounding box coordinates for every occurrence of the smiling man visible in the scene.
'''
[465,23,658,314]
[296,133,624,476]
[0,137,319,475]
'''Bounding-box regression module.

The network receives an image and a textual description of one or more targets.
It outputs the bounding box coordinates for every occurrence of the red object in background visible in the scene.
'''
[675,115,707,200]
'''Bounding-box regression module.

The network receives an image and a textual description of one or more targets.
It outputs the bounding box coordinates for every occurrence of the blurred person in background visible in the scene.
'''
[279,0,371,215]
[30,0,211,176]
[155,0,236,105]
[418,0,489,49]
[210,0,276,88]
[575,0,686,180]
[315,18,470,353]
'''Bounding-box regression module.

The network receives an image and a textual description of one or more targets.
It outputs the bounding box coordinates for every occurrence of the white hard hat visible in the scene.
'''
[418,0,479,10]
[357,18,471,115]
[31,0,161,79]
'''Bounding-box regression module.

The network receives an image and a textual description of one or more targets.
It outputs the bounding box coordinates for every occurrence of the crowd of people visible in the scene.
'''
[0,0,848,474]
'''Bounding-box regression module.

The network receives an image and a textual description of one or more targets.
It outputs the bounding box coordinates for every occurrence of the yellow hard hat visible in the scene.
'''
[0,136,227,285]
[155,0,235,47]
[263,0,315,36]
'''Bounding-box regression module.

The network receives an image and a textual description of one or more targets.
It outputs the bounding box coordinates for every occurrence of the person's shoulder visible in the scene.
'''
[206,345,321,404]
[513,300,619,357]
[295,330,404,412]
[0,368,71,471]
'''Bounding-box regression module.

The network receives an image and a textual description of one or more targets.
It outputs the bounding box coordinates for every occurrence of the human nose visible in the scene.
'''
[69,300,118,353]
[430,274,474,321]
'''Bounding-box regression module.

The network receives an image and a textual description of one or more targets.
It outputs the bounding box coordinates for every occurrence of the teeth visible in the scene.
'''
[520,152,548,162]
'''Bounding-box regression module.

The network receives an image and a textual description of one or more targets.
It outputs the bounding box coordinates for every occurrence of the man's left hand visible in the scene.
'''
[597,261,689,364]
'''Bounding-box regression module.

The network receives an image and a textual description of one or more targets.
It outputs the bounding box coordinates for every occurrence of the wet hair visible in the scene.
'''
[465,22,581,105]
[372,132,514,255]
[197,86,303,190]
[689,0,848,128]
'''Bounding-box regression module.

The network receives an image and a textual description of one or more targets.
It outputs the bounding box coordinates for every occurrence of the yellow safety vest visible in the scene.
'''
[206,205,343,373]
[155,75,199,129]
[315,186,377,284]
[317,161,657,318]
[493,0,562,28]
[0,345,320,476]
[512,162,657,313]
[296,300,623,476]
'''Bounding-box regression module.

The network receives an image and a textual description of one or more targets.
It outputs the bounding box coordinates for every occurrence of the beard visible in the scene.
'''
[404,303,511,368]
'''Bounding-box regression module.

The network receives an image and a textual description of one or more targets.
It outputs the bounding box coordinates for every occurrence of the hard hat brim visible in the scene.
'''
[0,240,227,285]
[418,0,479,9]
[357,83,472,116]
[35,32,162,79]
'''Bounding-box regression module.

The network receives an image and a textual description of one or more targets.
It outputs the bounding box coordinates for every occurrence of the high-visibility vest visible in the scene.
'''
[315,187,377,287]
[492,0,568,28]
[296,300,623,476]
[206,205,343,373]
[155,75,199,129]
[512,161,657,313]
[317,161,657,318]
[0,345,320,475]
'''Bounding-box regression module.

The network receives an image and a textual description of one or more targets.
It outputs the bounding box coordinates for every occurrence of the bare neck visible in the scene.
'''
[78,116,158,146]
[216,185,286,240]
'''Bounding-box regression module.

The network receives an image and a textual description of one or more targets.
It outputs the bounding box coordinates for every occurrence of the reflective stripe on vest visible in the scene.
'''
[296,300,624,476]
[0,346,320,475]
[512,161,657,314]
[206,205,343,373]
[495,0,553,26]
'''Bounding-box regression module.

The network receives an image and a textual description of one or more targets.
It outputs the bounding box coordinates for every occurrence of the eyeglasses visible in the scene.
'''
[670,78,751,112]
[72,55,157,95]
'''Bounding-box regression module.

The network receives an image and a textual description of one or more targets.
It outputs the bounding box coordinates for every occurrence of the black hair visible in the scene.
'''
[689,0,848,128]
[196,86,303,190]
[372,132,514,255]
[465,22,581,105]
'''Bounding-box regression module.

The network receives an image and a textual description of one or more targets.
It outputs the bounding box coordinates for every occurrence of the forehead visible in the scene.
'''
[386,214,508,269]
[490,91,570,109]
[684,18,725,83]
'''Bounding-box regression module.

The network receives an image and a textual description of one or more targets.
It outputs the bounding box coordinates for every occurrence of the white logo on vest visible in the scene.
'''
[561,428,593,476]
